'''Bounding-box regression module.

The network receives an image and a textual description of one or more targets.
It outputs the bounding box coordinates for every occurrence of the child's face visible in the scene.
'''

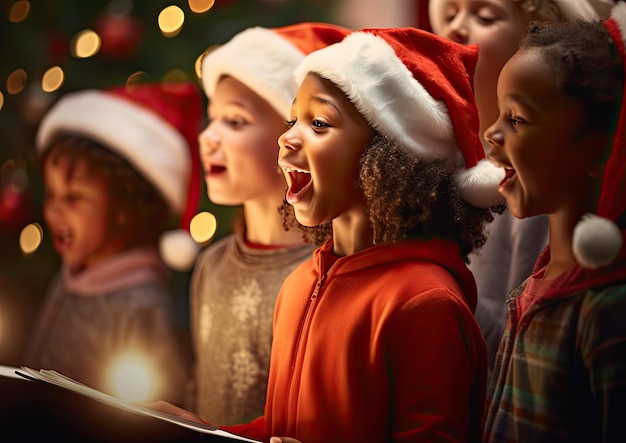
[484,49,599,219]
[198,76,289,206]
[43,153,122,273]
[430,0,531,138]
[278,74,374,227]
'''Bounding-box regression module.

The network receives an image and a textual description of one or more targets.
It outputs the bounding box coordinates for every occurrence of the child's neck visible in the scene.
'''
[331,210,373,257]
[544,214,580,280]
[243,199,305,247]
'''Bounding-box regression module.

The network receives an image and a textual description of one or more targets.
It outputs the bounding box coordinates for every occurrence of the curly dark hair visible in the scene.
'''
[279,134,503,261]
[520,19,624,135]
[41,134,171,248]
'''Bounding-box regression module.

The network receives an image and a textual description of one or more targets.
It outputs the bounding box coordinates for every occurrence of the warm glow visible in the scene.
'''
[106,353,158,402]
[190,211,217,244]
[8,0,30,23]
[20,223,43,255]
[162,68,188,83]
[126,71,149,85]
[0,91,4,111]
[158,5,184,37]
[195,45,219,80]
[6,69,27,95]
[188,0,214,14]
[71,29,101,58]
[41,66,64,92]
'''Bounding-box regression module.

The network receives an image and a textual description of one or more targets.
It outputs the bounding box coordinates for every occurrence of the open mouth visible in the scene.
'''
[209,164,226,174]
[51,227,72,251]
[283,167,312,203]
[500,168,516,187]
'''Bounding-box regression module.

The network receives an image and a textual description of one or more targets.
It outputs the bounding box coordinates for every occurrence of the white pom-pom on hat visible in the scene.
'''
[573,214,622,269]
[159,229,201,272]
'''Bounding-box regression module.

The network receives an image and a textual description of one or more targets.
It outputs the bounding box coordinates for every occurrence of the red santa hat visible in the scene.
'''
[36,81,204,271]
[200,22,352,119]
[294,27,504,208]
[571,2,626,269]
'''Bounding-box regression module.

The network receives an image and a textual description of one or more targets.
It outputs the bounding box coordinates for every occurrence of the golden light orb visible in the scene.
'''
[41,66,64,93]
[158,5,185,37]
[188,0,215,14]
[6,69,27,95]
[20,223,43,255]
[190,211,217,244]
[8,0,30,23]
[71,29,101,58]
[106,353,158,402]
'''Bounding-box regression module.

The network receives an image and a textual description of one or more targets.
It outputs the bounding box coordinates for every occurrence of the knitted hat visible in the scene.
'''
[294,27,503,208]
[428,0,602,32]
[200,22,352,119]
[36,81,204,271]
[572,2,626,269]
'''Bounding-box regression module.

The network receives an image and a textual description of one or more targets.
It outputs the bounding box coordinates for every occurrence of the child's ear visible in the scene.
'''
[587,131,613,178]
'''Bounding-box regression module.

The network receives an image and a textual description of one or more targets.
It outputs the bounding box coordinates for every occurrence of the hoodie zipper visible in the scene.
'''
[285,268,328,427]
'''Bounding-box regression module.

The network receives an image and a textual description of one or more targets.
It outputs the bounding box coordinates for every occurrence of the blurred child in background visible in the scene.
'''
[24,81,202,405]
[187,22,350,425]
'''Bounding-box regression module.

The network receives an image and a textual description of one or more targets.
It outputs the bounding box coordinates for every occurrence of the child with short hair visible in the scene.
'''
[24,82,202,405]
[482,5,626,440]
[187,22,350,425]
[216,25,508,443]
[427,0,608,368]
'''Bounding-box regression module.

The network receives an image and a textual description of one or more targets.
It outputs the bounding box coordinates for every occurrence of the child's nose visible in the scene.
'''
[444,14,470,45]
[278,125,300,152]
[198,126,220,155]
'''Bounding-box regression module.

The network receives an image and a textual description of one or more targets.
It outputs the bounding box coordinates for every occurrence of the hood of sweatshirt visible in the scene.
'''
[312,237,477,312]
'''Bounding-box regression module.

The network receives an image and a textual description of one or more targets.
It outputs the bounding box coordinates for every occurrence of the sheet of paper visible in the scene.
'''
[15,366,261,443]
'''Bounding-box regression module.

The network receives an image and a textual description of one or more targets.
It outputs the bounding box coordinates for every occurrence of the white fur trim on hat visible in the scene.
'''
[36,90,190,215]
[454,159,505,208]
[201,27,305,118]
[573,213,622,269]
[295,31,458,167]
[612,1,626,45]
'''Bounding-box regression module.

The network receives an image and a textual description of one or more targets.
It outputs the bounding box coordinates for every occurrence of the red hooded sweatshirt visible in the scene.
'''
[224,237,487,443]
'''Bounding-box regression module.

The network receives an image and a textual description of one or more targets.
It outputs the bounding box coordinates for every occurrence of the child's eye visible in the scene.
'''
[285,119,296,128]
[225,116,247,128]
[312,119,329,129]
[476,7,497,24]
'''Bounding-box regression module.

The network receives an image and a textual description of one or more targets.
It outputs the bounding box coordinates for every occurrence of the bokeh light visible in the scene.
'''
[188,0,215,14]
[20,223,43,255]
[195,44,219,80]
[6,69,27,95]
[126,71,150,85]
[8,0,30,23]
[106,353,158,402]
[162,68,188,83]
[158,5,185,37]
[41,66,65,93]
[190,211,217,244]
[0,91,4,111]
[71,29,101,58]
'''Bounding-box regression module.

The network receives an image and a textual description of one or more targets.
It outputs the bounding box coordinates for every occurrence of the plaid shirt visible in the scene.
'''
[483,273,626,443]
